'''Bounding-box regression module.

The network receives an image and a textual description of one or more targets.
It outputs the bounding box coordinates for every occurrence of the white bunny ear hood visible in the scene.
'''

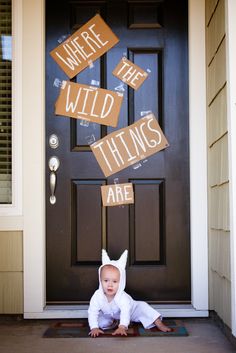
[98,249,128,302]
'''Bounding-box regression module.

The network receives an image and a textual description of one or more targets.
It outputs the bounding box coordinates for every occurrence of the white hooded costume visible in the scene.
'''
[88,249,161,330]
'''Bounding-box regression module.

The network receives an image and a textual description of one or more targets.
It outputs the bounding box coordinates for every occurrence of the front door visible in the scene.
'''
[46,0,190,304]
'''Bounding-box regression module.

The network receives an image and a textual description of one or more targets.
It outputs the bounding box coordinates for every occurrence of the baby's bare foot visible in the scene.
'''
[155,318,171,332]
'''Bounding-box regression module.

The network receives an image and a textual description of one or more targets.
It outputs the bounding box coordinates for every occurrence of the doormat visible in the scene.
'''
[43,319,188,338]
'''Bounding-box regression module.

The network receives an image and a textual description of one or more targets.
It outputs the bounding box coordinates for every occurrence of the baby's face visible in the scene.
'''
[101,266,120,299]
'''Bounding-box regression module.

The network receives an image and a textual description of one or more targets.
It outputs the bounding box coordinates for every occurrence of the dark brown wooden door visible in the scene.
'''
[46,0,190,304]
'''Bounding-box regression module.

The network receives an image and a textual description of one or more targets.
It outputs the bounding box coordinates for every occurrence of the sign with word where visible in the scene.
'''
[50,14,119,78]
[112,57,148,90]
[91,113,169,177]
[101,183,134,207]
[55,81,123,127]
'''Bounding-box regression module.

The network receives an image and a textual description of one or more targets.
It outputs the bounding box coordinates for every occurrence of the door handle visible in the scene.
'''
[48,156,60,205]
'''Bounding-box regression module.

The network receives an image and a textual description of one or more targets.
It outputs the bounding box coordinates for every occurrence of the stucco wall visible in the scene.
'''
[206,0,231,327]
[0,231,23,313]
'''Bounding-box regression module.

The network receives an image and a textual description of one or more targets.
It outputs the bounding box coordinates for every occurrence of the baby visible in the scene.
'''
[88,249,171,337]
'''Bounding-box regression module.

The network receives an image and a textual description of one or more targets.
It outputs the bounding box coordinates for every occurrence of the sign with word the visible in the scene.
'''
[101,183,134,206]
[112,57,148,90]
[55,81,123,127]
[91,113,169,177]
[50,14,119,78]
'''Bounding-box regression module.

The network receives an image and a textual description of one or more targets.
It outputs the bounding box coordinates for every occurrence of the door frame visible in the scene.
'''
[226,0,236,337]
[23,0,209,318]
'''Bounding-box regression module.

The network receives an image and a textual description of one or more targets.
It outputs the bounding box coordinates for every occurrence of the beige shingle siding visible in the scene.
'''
[206,0,219,25]
[209,229,230,280]
[207,37,226,104]
[206,0,225,65]
[209,270,231,327]
[210,184,229,231]
[0,232,23,313]
[206,0,231,327]
[0,272,23,314]
[209,133,228,186]
[208,86,227,145]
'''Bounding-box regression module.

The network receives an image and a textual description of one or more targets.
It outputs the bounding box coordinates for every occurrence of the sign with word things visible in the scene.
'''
[50,14,119,78]
[112,57,148,90]
[55,81,123,127]
[91,113,169,177]
[101,183,134,206]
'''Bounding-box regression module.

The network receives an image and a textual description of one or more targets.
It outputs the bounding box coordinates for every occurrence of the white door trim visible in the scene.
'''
[188,0,208,312]
[23,0,208,318]
[225,0,236,337]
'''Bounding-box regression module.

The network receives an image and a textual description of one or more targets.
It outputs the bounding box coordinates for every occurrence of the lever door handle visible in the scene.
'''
[50,171,57,204]
[48,156,60,205]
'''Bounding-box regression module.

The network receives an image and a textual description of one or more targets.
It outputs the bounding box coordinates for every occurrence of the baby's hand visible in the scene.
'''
[89,328,104,337]
[112,325,128,336]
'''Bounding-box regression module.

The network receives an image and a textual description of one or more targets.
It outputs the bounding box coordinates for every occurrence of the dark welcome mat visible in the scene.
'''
[43,319,188,338]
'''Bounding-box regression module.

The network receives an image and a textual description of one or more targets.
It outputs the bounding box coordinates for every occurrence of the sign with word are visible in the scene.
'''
[91,113,169,177]
[50,14,119,78]
[101,183,134,206]
[112,57,148,90]
[55,81,123,127]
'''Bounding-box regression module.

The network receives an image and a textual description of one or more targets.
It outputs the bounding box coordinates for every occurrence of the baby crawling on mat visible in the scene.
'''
[88,249,171,337]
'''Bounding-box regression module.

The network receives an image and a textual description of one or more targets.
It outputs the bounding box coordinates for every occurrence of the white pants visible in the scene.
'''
[98,301,161,330]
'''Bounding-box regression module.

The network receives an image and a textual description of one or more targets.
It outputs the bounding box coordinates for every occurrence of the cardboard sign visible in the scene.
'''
[112,57,148,90]
[91,113,169,177]
[101,183,134,206]
[50,14,119,78]
[55,81,123,127]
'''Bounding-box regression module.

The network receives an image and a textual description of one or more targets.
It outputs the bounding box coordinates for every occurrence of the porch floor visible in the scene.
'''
[0,317,235,353]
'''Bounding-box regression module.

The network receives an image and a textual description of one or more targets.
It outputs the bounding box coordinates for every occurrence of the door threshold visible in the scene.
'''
[24,304,208,319]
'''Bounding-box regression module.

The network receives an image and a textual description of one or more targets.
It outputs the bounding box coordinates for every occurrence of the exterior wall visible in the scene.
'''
[0,231,23,313]
[206,0,231,327]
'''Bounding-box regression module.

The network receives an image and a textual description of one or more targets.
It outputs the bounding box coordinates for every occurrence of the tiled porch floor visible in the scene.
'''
[0,317,235,353]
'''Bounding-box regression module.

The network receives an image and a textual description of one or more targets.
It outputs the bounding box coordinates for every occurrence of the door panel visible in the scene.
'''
[46,0,190,304]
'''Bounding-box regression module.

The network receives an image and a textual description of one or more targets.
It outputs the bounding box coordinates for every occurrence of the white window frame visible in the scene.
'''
[0,0,23,230]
